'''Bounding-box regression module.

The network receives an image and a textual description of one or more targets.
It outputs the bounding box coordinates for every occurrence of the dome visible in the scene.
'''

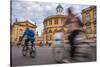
[56,4,64,15]
[56,4,63,10]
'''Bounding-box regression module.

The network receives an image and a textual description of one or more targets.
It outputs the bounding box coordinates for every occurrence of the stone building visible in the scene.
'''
[81,6,96,38]
[11,19,37,46]
[42,4,68,45]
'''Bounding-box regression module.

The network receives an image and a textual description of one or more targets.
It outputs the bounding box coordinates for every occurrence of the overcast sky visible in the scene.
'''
[11,0,92,36]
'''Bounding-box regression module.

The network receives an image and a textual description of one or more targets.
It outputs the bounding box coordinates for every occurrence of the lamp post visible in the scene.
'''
[46,30,48,46]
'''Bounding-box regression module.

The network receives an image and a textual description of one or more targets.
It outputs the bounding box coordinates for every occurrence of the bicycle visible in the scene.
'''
[22,41,36,58]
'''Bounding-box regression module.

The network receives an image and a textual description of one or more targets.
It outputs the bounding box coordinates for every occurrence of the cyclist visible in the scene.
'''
[64,7,92,62]
[20,28,35,49]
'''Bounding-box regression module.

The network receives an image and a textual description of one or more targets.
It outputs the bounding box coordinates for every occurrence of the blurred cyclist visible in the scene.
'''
[64,7,92,62]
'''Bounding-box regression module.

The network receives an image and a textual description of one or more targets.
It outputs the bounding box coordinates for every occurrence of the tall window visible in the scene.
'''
[94,12,96,24]
[61,19,64,25]
[86,14,91,34]
[50,35,52,40]
[54,19,58,24]
[46,22,48,26]
[49,20,52,25]
[54,29,57,32]
[19,29,23,34]
[45,22,47,28]
[86,15,90,26]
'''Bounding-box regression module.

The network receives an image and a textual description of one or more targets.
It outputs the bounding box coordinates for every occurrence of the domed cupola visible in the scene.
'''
[56,4,64,15]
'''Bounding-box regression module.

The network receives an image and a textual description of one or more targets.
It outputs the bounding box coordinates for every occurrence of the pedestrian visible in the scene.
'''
[52,30,65,63]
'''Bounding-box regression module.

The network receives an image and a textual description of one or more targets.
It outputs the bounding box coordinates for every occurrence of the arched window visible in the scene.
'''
[49,30,52,33]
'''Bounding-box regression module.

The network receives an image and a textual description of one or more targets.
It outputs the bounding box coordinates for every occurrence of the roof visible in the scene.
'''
[12,20,37,28]
[82,6,96,13]
[43,15,67,23]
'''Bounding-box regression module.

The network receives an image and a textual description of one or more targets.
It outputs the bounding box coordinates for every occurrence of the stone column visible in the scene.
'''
[90,9,95,35]
[82,12,87,32]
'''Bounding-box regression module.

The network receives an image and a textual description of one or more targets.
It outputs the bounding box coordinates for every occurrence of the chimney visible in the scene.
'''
[35,22,36,25]
[15,18,18,22]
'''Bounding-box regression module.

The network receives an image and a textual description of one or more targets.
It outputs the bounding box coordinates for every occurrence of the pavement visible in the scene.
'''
[11,43,96,66]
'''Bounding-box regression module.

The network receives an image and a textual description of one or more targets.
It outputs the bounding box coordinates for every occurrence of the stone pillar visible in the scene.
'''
[90,10,95,34]
[82,13,87,32]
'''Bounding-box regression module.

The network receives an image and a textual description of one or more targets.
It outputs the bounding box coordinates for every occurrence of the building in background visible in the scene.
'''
[35,32,44,47]
[11,5,97,47]
[11,19,37,46]
[81,6,96,38]
[42,4,69,46]
[42,5,97,46]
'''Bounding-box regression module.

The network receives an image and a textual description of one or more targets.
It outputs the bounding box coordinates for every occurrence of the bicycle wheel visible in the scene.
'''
[22,46,27,56]
[30,47,36,58]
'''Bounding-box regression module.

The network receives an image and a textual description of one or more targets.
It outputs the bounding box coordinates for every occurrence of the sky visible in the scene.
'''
[11,0,92,36]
